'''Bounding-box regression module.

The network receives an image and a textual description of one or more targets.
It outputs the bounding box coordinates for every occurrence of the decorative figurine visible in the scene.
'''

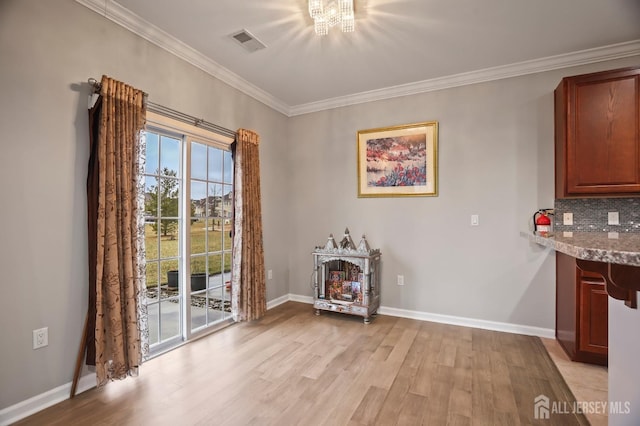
[357,234,370,253]
[339,227,356,250]
[324,233,337,250]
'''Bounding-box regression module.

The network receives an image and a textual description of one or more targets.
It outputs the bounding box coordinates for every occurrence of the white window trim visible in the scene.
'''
[146,111,234,149]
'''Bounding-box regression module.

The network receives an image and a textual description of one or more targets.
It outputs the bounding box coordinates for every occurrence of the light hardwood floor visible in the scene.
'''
[17,302,588,425]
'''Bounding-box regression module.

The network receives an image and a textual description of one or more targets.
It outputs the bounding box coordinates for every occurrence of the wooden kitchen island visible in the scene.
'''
[526,231,640,365]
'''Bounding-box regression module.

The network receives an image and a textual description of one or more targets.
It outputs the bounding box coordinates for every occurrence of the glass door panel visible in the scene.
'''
[189,140,232,332]
[143,130,182,352]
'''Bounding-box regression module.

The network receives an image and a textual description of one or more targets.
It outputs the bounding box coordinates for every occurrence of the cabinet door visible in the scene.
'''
[578,279,608,355]
[557,67,640,197]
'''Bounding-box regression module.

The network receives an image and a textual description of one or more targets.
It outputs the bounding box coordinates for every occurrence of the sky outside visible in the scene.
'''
[144,131,233,202]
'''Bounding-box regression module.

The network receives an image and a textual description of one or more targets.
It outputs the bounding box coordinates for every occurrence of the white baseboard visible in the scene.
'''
[287,294,314,304]
[0,373,96,426]
[266,294,290,310]
[283,293,554,338]
[2,294,553,424]
[377,305,555,338]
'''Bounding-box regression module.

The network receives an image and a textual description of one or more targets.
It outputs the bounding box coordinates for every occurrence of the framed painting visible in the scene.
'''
[357,121,438,197]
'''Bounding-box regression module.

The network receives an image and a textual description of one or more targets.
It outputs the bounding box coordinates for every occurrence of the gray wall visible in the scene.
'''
[286,57,640,424]
[2,0,640,416]
[0,0,290,409]
[287,57,640,329]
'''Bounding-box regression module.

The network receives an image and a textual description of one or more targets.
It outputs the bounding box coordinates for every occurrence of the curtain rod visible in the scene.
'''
[87,78,236,139]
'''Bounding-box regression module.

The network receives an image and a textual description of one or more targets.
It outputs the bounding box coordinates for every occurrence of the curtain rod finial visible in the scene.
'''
[88,78,102,95]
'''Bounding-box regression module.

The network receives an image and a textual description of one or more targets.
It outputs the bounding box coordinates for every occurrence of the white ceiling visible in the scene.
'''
[78,0,640,116]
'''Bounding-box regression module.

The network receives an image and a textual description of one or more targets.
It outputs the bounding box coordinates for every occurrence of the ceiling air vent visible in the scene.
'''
[229,29,266,53]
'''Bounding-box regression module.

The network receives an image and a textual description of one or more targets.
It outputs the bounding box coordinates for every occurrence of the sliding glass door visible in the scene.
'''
[143,122,233,355]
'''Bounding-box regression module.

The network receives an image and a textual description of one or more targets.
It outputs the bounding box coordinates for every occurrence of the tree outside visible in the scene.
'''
[146,167,179,238]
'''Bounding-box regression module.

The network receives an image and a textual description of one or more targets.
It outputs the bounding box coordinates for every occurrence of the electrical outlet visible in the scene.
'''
[471,215,479,226]
[33,327,48,349]
[397,275,404,286]
[563,212,573,226]
[608,211,620,225]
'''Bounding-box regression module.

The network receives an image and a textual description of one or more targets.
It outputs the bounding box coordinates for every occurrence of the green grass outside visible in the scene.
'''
[145,219,232,288]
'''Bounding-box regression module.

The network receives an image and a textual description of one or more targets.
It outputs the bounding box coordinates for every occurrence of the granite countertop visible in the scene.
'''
[523,231,640,267]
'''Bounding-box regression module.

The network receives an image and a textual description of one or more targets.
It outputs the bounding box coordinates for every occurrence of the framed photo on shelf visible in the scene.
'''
[327,280,342,300]
[329,270,345,282]
[357,121,438,197]
[342,281,352,295]
[348,264,360,281]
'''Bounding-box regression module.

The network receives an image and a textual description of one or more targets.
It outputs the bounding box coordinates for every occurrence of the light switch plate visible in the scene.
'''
[471,215,479,226]
[608,211,620,225]
[563,212,573,226]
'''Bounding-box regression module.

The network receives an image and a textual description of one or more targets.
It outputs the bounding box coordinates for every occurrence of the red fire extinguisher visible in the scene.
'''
[533,209,553,236]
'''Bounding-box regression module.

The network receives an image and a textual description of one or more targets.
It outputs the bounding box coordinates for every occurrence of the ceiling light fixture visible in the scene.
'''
[309,0,354,36]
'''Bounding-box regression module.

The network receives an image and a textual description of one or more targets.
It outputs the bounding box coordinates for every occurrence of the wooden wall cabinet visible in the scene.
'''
[556,252,608,365]
[555,67,640,198]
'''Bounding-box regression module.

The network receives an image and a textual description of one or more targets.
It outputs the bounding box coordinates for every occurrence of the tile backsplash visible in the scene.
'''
[554,198,640,233]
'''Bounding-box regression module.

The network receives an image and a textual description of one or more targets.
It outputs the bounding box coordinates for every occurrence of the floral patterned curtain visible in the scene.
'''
[86,75,148,386]
[231,129,266,321]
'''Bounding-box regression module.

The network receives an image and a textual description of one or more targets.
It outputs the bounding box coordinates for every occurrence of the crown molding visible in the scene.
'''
[289,39,640,116]
[75,0,291,116]
[75,1,639,118]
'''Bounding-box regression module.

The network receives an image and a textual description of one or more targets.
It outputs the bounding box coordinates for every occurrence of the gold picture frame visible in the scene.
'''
[357,121,438,197]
